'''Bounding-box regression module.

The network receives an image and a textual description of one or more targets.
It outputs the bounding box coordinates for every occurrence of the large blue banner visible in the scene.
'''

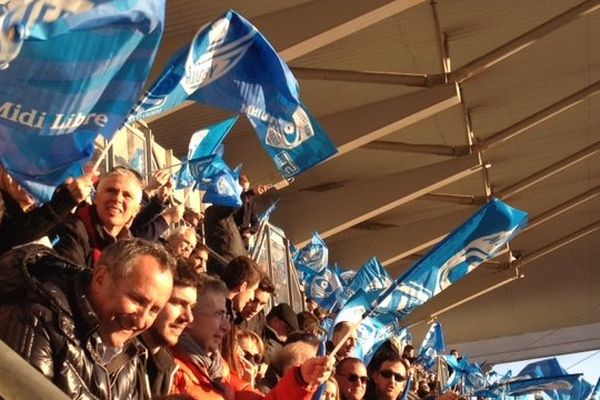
[0,0,165,201]
[130,9,337,179]
[370,198,528,322]
[293,232,329,286]
[335,257,392,312]
[518,358,593,400]
[305,265,343,312]
[418,321,446,371]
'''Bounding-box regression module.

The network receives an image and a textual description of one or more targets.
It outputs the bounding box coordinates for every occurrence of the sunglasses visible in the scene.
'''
[338,373,368,385]
[378,370,406,382]
[243,350,263,365]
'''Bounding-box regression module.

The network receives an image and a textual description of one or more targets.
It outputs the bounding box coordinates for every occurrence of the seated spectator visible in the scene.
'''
[166,226,198,259]
[171,275,332,400]
[229,329,265,390]
[402,344,416,365]
[237,275,276,334]
[141,259,201,397]
[297,311,322,336]
[130,169,184,241]
[321,376,340,400]
[189,243,209,273]
[220,256,263,323]
[0,239,175,399]
[0,162,95,255]
[335,357,368,400]
[203,203,247,276]
[364,351,409,400]
[264,303,300,364]
[332,322,358,360]
[51,166,144,268]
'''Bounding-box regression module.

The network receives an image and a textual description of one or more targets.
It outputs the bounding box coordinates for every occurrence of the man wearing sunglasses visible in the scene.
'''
[335,357,368,400]
[365,351,409,400]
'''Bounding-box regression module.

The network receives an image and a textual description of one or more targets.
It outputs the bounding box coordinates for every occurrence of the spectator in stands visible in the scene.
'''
[189,243,209,273]
[364,351,409,400]
[234,175,270,250]
[237,275,276,334]
[297,311,322,337]
[264,303,300,364]
[183,207,203,228]
[0,239,175,399]
[402,344,416,366]
[229,329,265,390]
[333,322,358,360]
[322,376,340,400]
[203,202,248,276]
[167,226,198,259]
[141,259,200,397]
[335,357,368,400]
[172,275,332,399]
[220,255,263,323]
[0,162,96,255]
[51,166,144,268]
[260,337,319,392]
[130,169,184,242]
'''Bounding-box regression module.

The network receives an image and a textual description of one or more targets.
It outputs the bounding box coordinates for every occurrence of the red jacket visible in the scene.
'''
[172,354,317,400]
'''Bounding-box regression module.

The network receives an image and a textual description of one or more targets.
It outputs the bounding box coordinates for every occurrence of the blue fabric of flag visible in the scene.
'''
[305,266,343,312]
[475,375,585,400]
[590,377,600,400]
[443,356,488,393]
[130,9,337,179]
[187,116,238,161]
[0,0,165,202]
[293,232,329,286]
[417,321,446,371]
[202,163,243,208]
[335,257,392,312]
[258,199,279,222]
[517,358,593,400]
[175,158,195,190]
[369,198,527,322]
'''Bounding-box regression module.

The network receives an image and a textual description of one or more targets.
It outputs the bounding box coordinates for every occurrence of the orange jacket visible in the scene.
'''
[172,354,317,400]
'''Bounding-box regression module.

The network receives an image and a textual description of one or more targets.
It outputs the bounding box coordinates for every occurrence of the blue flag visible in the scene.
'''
[258,199,279,222]
[293,232,329,286]
[518,358,593,400]
[305,265,343,312]
[175,158,195,190]
[0,0,165,201]
[187,116,238,161]
[590,377,600,400]
[444,356,488,393]
[418,321,446,371]
[368,198,527,322]
[335,257,392,312]
[202,163,243,208]
[130,9,337,179]
[475,374,585,400]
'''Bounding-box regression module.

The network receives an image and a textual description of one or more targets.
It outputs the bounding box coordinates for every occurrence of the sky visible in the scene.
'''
[492,350,600,386]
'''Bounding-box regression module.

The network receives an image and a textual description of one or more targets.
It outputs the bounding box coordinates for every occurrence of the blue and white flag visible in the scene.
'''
[518,358,593,400]
[305,265,343,312]
[187,116,238,161]
[475,374,585,400]
[590,377,600,400]
[417,321,446,371]
[202,163,243,208]
[444,356,488,393]
[293,232,329,285]
[175,158,195,190]
[0,0,165,201]
[258,199,279,222]
[130,9,337,179]
[335,257,392,312]
[367,198,527,323]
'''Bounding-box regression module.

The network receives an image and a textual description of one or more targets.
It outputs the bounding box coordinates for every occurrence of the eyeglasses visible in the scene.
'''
[378,370,406,382]
[338,373,368,385]
[242,350,263,365]
[195,310,231,323]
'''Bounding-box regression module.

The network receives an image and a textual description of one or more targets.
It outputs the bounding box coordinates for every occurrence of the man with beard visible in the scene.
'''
[141,259,201,397]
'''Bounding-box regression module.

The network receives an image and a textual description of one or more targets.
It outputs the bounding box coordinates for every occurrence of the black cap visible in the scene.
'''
[269,303,300,331]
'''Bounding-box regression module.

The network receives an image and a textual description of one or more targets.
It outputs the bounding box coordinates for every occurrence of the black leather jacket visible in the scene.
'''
[0,245,151,400]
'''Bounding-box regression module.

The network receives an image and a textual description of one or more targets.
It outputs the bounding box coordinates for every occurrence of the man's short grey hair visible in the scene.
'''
[97,166,144,203]
[272,341,318,376]
[167,226,196,242]
[196,273,228,299]
[98,239,176,281]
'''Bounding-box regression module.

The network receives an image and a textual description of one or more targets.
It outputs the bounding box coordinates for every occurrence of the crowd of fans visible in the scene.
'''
[0,164,460,400]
